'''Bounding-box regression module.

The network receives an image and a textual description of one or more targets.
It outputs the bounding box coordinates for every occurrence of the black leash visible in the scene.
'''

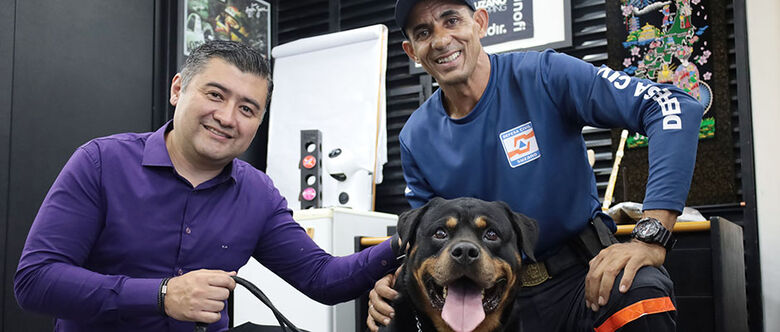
[194,275,306,332]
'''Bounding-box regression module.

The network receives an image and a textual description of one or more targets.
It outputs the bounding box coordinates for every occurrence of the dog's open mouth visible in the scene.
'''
[424,276,507,332]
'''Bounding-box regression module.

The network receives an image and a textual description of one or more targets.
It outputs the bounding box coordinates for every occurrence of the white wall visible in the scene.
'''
[746,0,780,330]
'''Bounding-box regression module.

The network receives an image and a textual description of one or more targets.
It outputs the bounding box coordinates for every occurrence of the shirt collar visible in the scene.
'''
[142,121,175,167]
[141,121,239,184]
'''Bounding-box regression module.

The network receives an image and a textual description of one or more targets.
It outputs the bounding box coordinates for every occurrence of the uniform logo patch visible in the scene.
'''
[499,122,540,168]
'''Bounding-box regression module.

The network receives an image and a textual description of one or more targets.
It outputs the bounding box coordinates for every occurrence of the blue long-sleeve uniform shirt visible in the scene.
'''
[15,122,398,332]
[400,50,703,256]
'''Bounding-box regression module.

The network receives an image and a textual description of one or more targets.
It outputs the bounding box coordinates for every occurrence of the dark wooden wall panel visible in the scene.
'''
[3,1,158,330]
[0,0,16,327]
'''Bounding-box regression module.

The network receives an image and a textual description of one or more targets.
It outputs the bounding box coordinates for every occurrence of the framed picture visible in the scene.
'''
[605,0,738,206]
[183,0,271,58]
[611,0,716,149]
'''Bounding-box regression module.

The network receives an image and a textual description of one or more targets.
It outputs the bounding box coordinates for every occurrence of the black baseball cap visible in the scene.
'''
[395,0,477,38]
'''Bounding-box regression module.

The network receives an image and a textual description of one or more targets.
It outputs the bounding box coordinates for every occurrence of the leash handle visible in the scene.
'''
[194,275,305,332]
[233,275,304,332]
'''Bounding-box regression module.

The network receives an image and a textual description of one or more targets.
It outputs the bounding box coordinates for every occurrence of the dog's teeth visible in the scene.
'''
[481,289,485,299]
[443,287,447,299]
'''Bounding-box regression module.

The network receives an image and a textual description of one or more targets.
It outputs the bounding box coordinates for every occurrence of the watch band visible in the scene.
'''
[632,217,675,251]
[655,228,675,251]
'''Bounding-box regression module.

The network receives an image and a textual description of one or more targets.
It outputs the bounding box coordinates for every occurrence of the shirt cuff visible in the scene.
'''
[117,277,164,315]
[370,239,402,276]
[641,199,684,214]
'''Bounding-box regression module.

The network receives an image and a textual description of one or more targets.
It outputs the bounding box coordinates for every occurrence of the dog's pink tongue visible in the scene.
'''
[441,283,485,332]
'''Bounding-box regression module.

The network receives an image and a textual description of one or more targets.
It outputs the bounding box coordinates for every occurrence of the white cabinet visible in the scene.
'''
[233,208,397,332]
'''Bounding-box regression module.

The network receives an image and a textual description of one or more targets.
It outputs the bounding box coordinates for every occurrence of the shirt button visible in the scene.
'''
[177,268,183,276]
[185,227,192,234]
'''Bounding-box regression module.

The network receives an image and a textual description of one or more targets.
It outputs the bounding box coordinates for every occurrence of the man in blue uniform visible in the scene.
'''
[367,0,703,331]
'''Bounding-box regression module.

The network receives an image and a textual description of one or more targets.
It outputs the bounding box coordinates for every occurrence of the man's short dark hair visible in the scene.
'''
[181,40,274,111]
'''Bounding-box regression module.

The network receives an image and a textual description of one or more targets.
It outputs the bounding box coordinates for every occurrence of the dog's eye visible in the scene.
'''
[484,229,499,241]
[433,228,448,239]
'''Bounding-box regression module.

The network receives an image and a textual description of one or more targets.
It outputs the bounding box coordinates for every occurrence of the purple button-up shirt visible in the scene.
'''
[14,123,397,331]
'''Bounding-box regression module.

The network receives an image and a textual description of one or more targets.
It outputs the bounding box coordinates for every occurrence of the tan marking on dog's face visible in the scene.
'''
[424,250,518,332]
[413,257,456,332]
[474,216,487,229]
[497,258,518,310]
[446,217,458,229]
[472,257,518,332]
[409,245,418,259]
[433,320,456,332]
[473,248,500,286]
[413,257,435,305]
[473,316,502,332]
[429,245,499,288]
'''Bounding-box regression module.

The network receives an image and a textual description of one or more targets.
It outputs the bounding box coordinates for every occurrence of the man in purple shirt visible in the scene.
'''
[14,40,400,332]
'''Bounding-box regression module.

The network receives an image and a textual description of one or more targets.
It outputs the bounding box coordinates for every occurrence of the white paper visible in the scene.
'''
[266,24,388,211]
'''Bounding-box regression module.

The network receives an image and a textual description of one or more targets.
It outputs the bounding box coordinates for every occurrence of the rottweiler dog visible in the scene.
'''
[380,197,538,332]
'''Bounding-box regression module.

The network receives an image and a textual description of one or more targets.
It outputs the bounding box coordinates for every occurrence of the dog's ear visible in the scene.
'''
[497,201,539,262]
[397,197,445,254]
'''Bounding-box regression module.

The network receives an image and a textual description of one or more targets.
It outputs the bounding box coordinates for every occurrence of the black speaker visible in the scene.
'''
[299,130,322,209]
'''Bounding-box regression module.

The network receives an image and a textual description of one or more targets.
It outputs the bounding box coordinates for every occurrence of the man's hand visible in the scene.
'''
[584,240,666,311]
[584,209,676,312]
[367,267,401,332]
[164,269,237,323]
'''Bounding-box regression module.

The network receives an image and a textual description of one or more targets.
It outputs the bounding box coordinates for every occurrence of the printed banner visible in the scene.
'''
[477,0,572,54]
[473,0,534,47]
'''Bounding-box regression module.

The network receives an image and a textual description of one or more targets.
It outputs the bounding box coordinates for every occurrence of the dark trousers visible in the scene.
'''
[517,263,676,331]
[516,220,677,332]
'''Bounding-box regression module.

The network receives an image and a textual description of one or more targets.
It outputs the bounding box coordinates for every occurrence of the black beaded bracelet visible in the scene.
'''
[158,278,171,316]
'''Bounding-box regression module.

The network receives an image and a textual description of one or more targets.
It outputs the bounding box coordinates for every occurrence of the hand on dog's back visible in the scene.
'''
[368,269,400,332]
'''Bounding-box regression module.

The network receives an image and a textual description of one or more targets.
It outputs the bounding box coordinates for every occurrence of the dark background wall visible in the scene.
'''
[0,0,14,327]
[0,0,175,330]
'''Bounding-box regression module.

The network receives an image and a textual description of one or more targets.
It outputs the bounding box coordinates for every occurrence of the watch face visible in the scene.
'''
[633,218,672,250]
[637,220,660,238]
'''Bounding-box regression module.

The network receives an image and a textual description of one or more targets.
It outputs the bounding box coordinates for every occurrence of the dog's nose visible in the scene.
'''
[450,242,480,265]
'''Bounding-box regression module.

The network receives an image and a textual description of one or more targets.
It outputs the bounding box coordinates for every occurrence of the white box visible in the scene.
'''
[233,208,397,332]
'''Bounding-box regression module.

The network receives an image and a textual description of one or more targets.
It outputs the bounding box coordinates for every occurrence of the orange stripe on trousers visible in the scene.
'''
[594,296,676,332]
